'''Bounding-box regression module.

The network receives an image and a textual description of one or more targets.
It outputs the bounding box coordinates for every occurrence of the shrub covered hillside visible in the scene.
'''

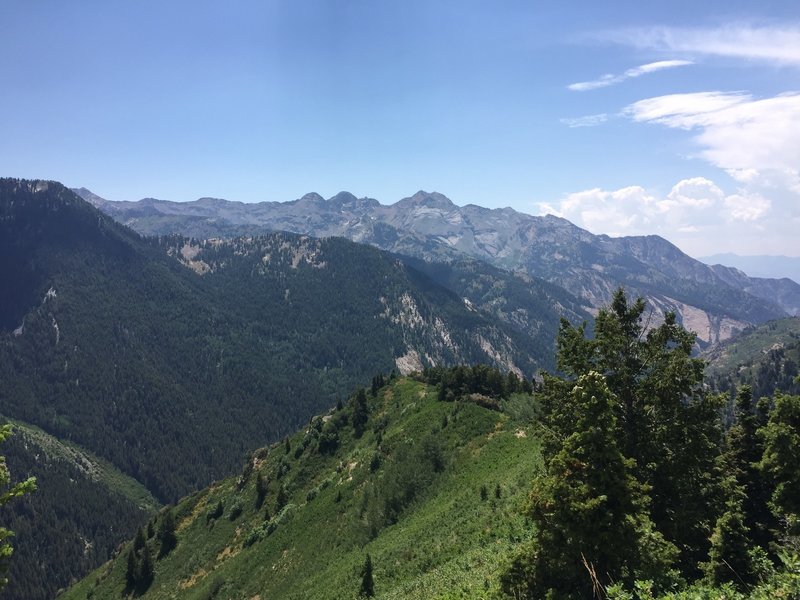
[62,371,543,600]
[62,292,800,600]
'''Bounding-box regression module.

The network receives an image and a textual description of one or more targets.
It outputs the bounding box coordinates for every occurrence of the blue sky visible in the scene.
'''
[1,0,799,257]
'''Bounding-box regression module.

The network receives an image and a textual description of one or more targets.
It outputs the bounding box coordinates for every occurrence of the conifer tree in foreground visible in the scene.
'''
[502,372,676,598]
[550,289,725,574]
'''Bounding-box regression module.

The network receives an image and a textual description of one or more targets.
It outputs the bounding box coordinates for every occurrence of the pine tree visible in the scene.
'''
[255,473,267,509]
[275,485,288,513]
[133,527,146,552]
[359,554,375,598]
[551,288,725,574]
[759,392,800,531]
[726,386,775,550]
[351,388,369,437]
[157,509,177,558]
[705,485,757,589]
[137,547,154,593]
[504,372,677,598]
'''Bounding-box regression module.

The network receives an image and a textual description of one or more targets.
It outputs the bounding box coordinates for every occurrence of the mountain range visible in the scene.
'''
[700,253,800,286]
[75,188,800,346]
[3,178,799,598]
[0,179,579,599]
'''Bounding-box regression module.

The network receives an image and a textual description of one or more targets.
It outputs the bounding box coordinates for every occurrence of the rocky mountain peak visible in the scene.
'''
[299,192,325,204]
[329,191,359,205]
[398,191,455,210]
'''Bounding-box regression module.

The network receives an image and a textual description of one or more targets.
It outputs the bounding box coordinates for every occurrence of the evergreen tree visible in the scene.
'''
[0,425,36,592]
[137,547,154,593]
[275,485,288,513]
[726,386,775,550]
[551,288,725,574]
[759,392,800,531]
[157,509,177,558]
[125,549,138,590]
[351,388,369,437]
[504,372,677,598]
[704,485,758,589]
[359,553,375,598]
[133,526,146,553]
[255,473,267,510]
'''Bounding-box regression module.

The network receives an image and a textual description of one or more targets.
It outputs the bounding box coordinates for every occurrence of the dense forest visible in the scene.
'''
[55,290,800,599]
[0,179,574,597]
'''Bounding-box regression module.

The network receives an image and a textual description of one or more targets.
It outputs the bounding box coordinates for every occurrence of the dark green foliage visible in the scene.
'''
[0,427,151,600]
[0,426,36,594]
[228,501,243,522]
[157,509,177,558]
[255,474,267,510]
[133,527,146,553]
[350,389,370,438]
[725,386,775,551]
[206,501,224,524]
[759,392,800,524]
[371,373,386,397]
[504,372,677,598]
[480,485,488,502]
[705,488,758,589]
[275,486,288,513]
[125,543,154,595]
[427,364,526,404]
[359,554,375,598]
[551,289,725,574]
[317,422,339,455]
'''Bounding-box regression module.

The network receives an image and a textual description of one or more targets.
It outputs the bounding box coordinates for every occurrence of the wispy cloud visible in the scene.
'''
[567,59,693,91]
[623,91,800,172]
[602,24,800,66]
[560,113,608,127]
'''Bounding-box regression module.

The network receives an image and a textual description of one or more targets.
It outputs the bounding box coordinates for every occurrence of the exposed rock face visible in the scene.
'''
[73,187,800,344]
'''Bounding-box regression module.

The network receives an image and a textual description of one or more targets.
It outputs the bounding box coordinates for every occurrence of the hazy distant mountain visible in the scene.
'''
[74,187,800,345]
[700,253,800,285]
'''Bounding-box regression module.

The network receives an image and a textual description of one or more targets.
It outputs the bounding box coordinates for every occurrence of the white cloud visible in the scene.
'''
[624,92,800,197]
[603,24,800,66]
[724,193,771,221]
[560,113,608,127]
[537,176,794,255]
[567,59,692,91]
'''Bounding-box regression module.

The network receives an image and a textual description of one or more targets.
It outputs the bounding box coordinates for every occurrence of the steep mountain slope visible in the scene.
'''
[1,179,553,503]
[2,178,574,597]
[75,188,799,345]
[62,375,541,600]
[1,420,159,600]
[704,316,800,398]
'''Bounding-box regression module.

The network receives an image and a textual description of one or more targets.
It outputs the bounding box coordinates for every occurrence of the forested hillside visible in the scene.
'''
[1,422,158,600]
[705,317,800,399]
[62,293,800,600]
[0,178,577,598]
[75,187,800,344]
[63,370,544,600]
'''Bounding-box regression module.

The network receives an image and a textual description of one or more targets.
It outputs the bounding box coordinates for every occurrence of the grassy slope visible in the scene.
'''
[63,378,542,600]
